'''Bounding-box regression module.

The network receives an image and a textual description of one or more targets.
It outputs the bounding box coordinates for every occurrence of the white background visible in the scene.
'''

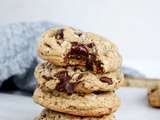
[1,0,160,77]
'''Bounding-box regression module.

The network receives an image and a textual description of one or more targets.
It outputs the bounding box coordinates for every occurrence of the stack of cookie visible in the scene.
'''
[33,27,123,120]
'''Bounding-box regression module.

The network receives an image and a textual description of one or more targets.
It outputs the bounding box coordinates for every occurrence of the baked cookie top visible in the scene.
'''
[33,88,120,117]
[35,62,124,94]
[38,27,122,73]
[35,109,116,120]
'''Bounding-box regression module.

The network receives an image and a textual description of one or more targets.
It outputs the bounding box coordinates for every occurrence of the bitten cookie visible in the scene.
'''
[34,109,116,120]
[33,88,120,117]
[38,27,122,73]
[148,85,160,108]
[35,62,124,94]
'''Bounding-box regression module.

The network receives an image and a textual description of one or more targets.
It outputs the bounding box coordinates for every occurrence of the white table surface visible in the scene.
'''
[0,87,159,120]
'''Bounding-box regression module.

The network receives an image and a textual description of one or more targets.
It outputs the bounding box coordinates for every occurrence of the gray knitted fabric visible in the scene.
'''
[0,21,144,93]
[0,21,61,92]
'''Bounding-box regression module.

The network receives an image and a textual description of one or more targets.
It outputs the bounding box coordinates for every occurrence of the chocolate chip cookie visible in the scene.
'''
[35,62,123,94]
[148,85,160,108]
[33,88,120,117]
[35,109,116,120]
[38,27,122,73]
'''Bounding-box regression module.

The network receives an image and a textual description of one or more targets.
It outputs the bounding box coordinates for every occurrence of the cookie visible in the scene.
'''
[37,27,122,73]
[122,76,160,88]
[33,88,120,117]
[35,62,123,94]
[34,109,116,120]
[148,85,160,108]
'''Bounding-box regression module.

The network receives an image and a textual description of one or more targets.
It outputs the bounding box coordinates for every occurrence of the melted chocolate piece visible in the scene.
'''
[65,42,103,73]
[42,75,53,80]
[71,42,88,56]
[95,61,104,73]
[77,74,83,80]
[67,42,88,59]
[65,82,75,94]
[54,71,71,82]
[86,54,95,71]
[86,53,104,73]
[100,77,113,85]
[54,71,76,94]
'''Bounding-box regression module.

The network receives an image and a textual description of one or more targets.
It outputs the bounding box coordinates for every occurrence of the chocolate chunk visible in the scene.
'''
[54,71,75,94]
[67,42,88,60]
[77,74,83,80]
[54,71,83,94]
[150,88,157,93]
[87,42,95,48]
[86,60,93,70]
[55,29,64,45]
[93,91,104,94]
[65,83,75,94]
[100,77,113,85]
[86,54,104,73]
[66,42,103,73]
[55,29,64,40]
[55,82,65,92]
[86,54,96,71]
[86,46,104,73]
[95,61,104,73]
[42,75,53,80]
[44,43,52,48]
[71,42,88,56]
[54,71,71,82]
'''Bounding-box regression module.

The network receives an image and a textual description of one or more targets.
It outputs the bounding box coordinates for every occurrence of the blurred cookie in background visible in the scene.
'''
[148,85,160,108]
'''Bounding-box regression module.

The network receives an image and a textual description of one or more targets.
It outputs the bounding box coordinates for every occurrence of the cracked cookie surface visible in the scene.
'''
[35,62,124,94]
[33,88,120,117]
[38,27,122,73]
